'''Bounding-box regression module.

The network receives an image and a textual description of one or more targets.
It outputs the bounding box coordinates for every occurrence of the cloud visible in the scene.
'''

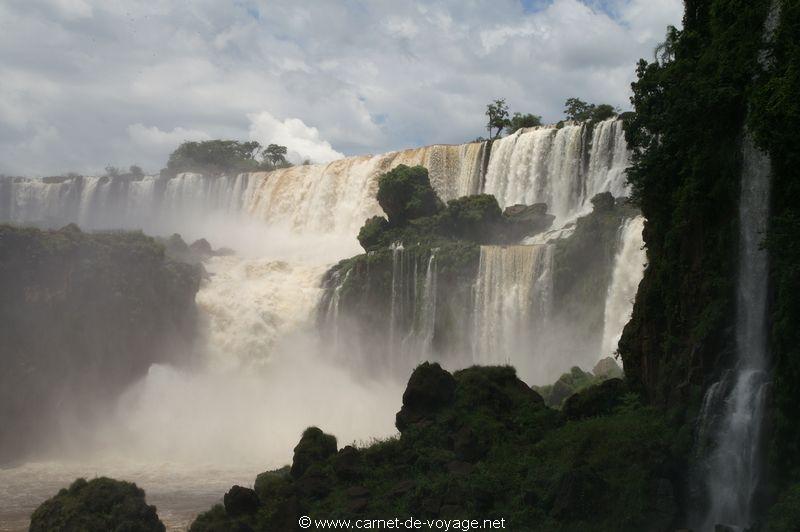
[128,124,211,151]
[0,0,683,176]
[248,111,344,165]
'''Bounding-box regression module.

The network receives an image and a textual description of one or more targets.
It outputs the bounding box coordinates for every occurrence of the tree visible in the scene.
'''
[104,166,120,177]
[591,104,617,122]
[507,112,543,134]
[564,98,618,122]
[163,140,263,177]
[564,98,594,121]
[262,144,289,168]
[376,165,442,226]
[485,98,510,139]
[129,165,144,179]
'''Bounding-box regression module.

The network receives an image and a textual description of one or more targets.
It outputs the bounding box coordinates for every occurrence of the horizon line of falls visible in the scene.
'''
[0,118,627,237]
[696,134,772,530]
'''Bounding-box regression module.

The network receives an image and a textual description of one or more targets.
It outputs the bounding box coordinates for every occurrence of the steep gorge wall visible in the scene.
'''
[618,0,800,522]
[319,195,639,385]
[0,224,201,464]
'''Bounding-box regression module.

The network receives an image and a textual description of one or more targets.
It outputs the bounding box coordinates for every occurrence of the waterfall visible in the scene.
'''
[472,245,553,366]
[483,119,630,222]
[407,249,438,359]
[600,215,646,358]
[1,119,631,238]
[698,133,771,530]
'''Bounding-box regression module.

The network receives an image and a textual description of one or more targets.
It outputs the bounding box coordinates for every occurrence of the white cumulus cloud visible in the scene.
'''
[248,112,344,165]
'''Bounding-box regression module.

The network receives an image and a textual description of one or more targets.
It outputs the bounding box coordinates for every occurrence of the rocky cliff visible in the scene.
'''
[0,224,201,464]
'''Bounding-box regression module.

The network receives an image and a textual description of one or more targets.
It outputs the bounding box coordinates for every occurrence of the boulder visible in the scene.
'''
[189,238,213,257]
[502,203,556,239]
[333,445,362,480]
[291,427,337,479]
[396,362,456,432]
[592,356,624,379]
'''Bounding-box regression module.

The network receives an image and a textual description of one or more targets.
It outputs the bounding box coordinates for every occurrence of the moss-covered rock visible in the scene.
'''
[291,427,338,479]
[30,477,165,532]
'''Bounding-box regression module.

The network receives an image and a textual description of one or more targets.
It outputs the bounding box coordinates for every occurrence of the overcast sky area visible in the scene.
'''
[0,0,683,176]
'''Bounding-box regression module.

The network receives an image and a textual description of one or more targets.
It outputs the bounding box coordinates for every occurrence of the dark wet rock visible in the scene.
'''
[334,445,362,480]
[502,203,556,239]
[189,238,214,257]
[593,356,624,379]
[396,362,456,432]
[291,427,337,479]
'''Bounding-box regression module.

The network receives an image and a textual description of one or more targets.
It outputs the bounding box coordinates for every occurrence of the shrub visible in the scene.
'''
[29,477,165,532]
[376,165,442,226]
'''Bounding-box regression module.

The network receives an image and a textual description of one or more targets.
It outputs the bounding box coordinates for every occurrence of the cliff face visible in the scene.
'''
[619,0,800,510]
[319,187,637,379]
[618,0,774,405]
[0,224,201,464]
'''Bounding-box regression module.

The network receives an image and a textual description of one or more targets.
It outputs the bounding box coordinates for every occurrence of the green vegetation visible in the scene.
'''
[506,112,543,134]
[162,140,290,177]
[485,98,510,139]
[748,0,800,481]
[484,99,543,138]
[534,358,623,409]
[619,0,774,406]
[30,477,165,532]
[190,363,681,531]
[360,165,554,251]
[375,165,443,226]
[563,98,617,122]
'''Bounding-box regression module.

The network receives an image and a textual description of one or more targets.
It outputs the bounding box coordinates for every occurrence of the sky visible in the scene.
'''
[0,0,683,176]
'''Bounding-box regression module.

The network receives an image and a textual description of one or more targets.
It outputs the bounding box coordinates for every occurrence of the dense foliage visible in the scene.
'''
[30,477,165,532]
[506,112,543,134]
[619,0,773,404]
[748,0,800,482]
[619,0,800,523]
[0,224,200,463]
[362,166,554,251]
[563,98,617,122]
[162,140,290,177]
[190,363,682,532]
[375,165,443,226]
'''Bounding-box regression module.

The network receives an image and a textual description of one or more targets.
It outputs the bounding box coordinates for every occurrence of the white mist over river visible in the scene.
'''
[0,119,645,529]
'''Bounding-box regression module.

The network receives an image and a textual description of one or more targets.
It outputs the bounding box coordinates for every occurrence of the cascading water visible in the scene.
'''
[0,118,629,238]
[472,245,553,367]
[0,117,641,529]
[483,119,630,221]
[406,249,438,360]
[697,133,771,530]
[600,215,646,358]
